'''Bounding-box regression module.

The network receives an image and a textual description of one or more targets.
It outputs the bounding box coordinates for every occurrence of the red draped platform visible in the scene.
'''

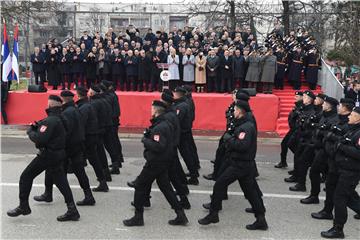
[2,91,279,132]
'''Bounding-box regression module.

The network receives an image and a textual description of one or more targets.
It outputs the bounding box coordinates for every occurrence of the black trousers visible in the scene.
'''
[207,76,216,92]
[295,144,315,185]
[45,150,91,194]
[324,171,360,214]
[213,137,226,179]
[334,170,360,226]
[96,132,109,170]
[133,163,182,212]
[113,123,124,163]
[274,76,284,89]
[34,72,45,85]
[189,130,200,169]
[309,149,328,196]
[178,132,199,178]
[221,77,233,93]
[1,101,8,124]
[150,71,161,92]
[19,154,74,204]
[280,129,295,164]
[84,135,105,181]
[104,126,122,166]
[210,164,266,217]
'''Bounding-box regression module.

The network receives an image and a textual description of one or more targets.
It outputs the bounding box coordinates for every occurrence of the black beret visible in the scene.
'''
[161,93,174,103]
[60,90,74,97]
[76,86,88,97]
[235,100,250,112]
[102,80,113,88]
[324,96,339,107]
[182,85,192,93]
[304,90,316,99]
[295,91,303,96]
[174,86,187,94]
[236,89,250,97]
[48,95,62,103]
[152,100,167,109]
[90,85,101,93]
[353,107,360,115]
[316,93,327,100]
[236,92,250,102]
[340,98,355,106]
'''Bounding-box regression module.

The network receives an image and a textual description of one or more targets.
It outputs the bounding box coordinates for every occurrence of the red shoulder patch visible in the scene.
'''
[40,125,47,133]
[153,135,160,142]
[238,132,246,140]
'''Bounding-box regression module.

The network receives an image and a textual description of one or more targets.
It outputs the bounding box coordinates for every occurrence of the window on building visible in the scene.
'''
[130,18,150,27]
[110,18,129,27]
[38,17,49,24]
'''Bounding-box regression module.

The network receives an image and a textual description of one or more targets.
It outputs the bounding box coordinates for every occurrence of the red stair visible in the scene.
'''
[273,74,322,137]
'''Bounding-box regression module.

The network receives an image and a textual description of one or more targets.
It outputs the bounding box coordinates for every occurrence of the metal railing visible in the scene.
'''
[318,58,344,100]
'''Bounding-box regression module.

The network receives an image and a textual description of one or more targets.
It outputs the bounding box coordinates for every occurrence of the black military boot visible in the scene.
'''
[245,208,254,213]
[202,202,222,211]
[284,175,297,183]
[311,210,333,220]
[33,191,53,202]
[123,209,144,226]
[274,162,288,168]
[109,162,120,175]
[300,195,319,204]
[198,210,219,225]
[187,177,199,185]
[103,168,112,182]
[289,183,306,192]
[320,225,344,239]
[76,189,96,206]
[203,173,215,181]
[57,202,80,221]
[127,180,136,188]
[168,209,189,225]
[7,201,31,217]
[246,215,268,230]
[92,180,109,192]
[180,195,191,210]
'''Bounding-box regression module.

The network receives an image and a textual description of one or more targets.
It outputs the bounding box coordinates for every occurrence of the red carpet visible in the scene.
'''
[2,90,279,132]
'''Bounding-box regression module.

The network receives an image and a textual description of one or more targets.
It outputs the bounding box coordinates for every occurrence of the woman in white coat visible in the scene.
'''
[182,48,195,86]
[167,47,180,90]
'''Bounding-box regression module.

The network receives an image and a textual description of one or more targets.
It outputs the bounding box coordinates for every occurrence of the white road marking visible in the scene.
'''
[0,182,324,200]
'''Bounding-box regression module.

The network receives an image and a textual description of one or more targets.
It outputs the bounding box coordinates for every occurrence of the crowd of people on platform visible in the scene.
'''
[30,24,321,94]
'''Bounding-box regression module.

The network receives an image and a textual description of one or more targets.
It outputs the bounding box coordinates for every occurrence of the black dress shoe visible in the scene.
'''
[300,195,319,204]
[7,205,31,217]
[274,162,288,168]
[198,212,219,225]
[284,175,297,183]
[203,173,215,181]
[311,210,333,220]
[289,184,306,192]
[321,225,344,239]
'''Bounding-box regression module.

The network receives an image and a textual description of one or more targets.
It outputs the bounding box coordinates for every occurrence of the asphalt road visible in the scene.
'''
[1,135,360,239]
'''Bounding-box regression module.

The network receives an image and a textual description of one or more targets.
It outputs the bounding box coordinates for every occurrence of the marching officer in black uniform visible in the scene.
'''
[101,80,124,175]
[7,95,80,221]
[320,107,360,238]
[123,100,188,227]
[275,91,303,168]
[285,90,316,186]
[34,90,96,206]
[198,101,268,230]
[300,96,339,202]
[76,86,109,192]
[173,86,199,185]
[311,98,359,220]
[88,85,113,182]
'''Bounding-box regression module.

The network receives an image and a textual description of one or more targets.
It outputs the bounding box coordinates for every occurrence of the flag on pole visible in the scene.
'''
[12,23,19,82]
[1,19,12,82]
